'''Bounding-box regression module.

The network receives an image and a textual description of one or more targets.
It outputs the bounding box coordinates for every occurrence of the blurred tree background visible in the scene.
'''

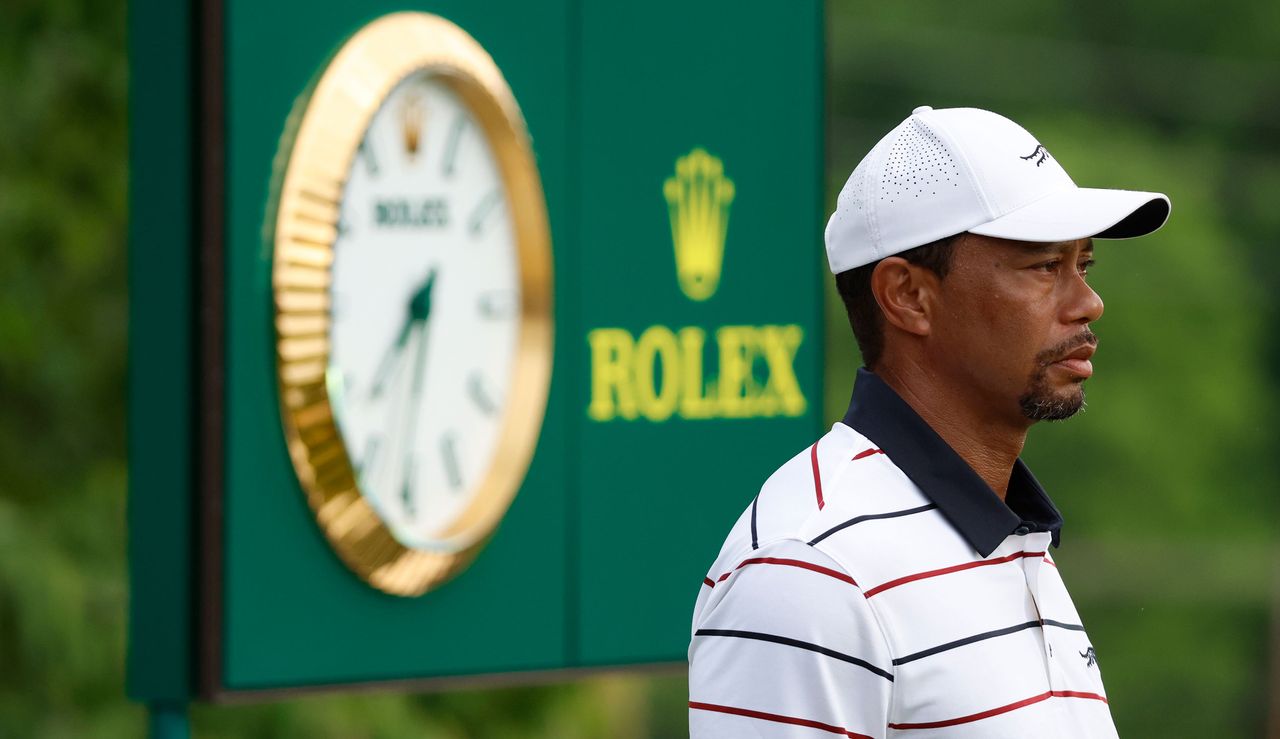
[1,0,1277,736]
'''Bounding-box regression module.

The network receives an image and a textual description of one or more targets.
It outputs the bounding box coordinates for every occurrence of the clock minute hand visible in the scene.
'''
[398,301,434,519]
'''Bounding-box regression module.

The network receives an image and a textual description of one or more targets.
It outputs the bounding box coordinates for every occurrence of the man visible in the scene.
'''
[688,106,1170,738]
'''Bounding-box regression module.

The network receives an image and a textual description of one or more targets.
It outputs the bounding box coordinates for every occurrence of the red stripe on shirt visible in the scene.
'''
[1052,690,1108,702]
[810,441,824,509]
[1043,557,1058,568]
[865,550,1045,598]
[690,701,874,739]
[887,690,1107,730]
[735,556,857,586]
[852,447,883,460]
[703,556,857,588]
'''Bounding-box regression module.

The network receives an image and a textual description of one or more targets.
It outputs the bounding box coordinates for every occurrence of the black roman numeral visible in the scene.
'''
[442,114,466,177]
[357,136,379,176]
[440,433,462,491]
[477,290,515,319]
[468,190,502,236]
[468,373,499,415]
[401,455,416,518]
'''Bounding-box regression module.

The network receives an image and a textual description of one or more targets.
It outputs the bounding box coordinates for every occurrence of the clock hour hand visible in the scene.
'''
[408,267,436,324]
[369,267,437,399]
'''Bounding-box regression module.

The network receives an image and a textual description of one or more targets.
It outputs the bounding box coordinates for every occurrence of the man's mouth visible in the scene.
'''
[1050,343,1096,378]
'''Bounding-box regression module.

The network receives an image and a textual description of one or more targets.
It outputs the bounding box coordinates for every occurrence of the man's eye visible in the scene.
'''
[1036,260,1061,272]
[1079,259,1096,275]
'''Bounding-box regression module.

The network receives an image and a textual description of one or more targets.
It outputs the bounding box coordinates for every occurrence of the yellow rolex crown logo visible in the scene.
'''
[402,92,424,157]
[664,147,734,301]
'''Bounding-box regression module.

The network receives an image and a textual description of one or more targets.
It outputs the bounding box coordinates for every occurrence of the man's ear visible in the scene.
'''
[871,257,938,338]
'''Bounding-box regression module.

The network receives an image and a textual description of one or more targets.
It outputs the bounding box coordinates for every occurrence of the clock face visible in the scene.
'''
[327,72,520,549]
[272,12,551,595]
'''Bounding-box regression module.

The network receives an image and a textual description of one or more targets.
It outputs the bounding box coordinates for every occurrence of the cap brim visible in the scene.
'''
[967,187,1170,242]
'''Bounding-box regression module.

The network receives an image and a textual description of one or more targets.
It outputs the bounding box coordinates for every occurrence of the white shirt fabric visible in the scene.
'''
[689,369,1119,738]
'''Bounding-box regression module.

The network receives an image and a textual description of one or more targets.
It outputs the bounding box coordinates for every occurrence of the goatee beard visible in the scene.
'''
[1019,329,1097,422]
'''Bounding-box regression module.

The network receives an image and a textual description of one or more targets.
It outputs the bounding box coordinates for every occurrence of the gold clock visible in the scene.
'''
[270,12,553,596]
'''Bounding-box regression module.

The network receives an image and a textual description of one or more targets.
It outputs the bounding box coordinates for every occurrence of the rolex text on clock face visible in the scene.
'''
[326,70,519,550]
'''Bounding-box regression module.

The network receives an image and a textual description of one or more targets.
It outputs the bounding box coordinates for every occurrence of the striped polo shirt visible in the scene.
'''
[689,368,1117,738]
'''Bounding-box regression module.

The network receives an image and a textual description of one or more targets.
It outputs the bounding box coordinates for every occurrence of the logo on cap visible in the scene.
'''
[1020,144,1051,167]
[664,148,734,301]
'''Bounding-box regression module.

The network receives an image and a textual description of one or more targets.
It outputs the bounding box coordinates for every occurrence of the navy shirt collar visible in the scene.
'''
[842,368,1063,557]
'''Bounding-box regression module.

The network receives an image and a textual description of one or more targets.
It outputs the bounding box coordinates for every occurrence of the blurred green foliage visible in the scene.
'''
[1,0,1277,736]
[0,0,134,735]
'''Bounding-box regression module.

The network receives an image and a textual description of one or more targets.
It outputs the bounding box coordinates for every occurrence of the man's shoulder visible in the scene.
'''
[759,423,933,547]
[702,423,947,583]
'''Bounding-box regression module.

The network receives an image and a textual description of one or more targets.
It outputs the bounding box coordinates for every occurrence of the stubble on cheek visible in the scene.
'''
[1018,364,1085,421]
[1018,330,1097,422]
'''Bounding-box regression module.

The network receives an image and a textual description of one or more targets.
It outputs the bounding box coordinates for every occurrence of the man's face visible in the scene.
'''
[926,235,1103,425]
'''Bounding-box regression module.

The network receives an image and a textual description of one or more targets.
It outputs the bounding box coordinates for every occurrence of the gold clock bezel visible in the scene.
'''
[270,12,553,597]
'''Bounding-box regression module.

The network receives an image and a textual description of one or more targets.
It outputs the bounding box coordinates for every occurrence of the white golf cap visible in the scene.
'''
[825,106,1171,273]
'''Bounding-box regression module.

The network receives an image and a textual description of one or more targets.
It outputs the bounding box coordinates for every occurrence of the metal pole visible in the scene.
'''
[149,703,190,739]
[1268,550,1280,739]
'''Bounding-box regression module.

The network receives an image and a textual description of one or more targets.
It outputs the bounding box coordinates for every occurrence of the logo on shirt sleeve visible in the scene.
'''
[1079,646,1098,668]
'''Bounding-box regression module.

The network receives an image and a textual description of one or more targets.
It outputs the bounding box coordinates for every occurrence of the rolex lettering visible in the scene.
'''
[585,148,807,424]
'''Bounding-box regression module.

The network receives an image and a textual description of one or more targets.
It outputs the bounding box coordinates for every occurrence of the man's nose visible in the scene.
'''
[1065,275,1104,324]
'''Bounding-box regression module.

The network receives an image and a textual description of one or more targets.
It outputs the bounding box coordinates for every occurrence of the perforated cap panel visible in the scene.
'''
[881,119,960,205]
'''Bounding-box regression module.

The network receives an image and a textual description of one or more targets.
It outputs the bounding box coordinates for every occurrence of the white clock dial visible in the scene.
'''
[327,71,520,549]
[273,12,551,596]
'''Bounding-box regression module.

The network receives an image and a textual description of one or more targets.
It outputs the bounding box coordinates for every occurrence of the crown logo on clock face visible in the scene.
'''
[402,92,424,157]
[663,147,734,301]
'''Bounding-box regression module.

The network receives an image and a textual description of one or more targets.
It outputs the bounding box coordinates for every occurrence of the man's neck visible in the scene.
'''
[873,359,1029,500]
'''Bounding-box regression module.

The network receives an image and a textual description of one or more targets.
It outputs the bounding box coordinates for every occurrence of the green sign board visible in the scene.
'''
[128,0,824,702]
